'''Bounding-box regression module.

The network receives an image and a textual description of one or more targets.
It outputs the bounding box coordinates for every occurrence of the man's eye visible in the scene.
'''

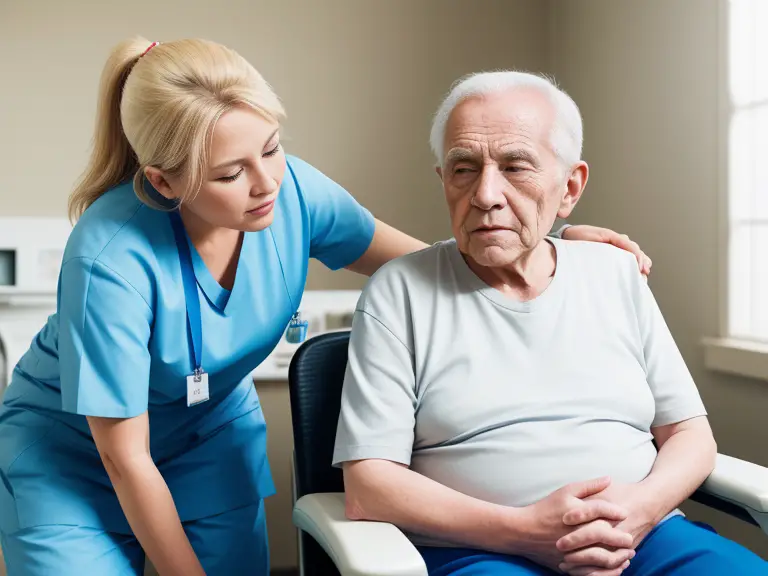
[455,167,474,174]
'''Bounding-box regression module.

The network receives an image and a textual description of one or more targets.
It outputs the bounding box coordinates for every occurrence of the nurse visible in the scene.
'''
[0,37,650,575]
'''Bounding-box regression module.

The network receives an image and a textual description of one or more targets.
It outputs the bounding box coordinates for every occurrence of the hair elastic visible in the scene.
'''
[140,41,160,58]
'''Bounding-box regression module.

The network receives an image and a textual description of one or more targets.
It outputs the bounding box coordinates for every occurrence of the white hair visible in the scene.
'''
[429,70,583,168]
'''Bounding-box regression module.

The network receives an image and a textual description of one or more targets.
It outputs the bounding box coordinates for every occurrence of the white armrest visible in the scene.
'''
[293,492,428,576]
[700,453,768,514]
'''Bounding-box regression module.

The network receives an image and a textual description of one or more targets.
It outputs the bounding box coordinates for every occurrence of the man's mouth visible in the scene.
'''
[473,225,509,232]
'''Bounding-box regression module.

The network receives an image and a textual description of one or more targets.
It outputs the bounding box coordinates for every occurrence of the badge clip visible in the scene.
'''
[285,311,308,344]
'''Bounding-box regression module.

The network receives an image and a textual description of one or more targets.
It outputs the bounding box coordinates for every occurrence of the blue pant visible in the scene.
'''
[419,516,768,575]
[0,500,268,576]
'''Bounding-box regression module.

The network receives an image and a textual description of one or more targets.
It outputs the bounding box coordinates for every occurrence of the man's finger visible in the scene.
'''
[559,559,631,576]
[562,547,635,569]
[566,476,612,499]
[563,500,629,525]
[556,521,634,552]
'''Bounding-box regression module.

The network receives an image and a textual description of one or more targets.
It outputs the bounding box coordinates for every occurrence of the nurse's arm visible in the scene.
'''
[88,413,206,576]
[344,219,428,276]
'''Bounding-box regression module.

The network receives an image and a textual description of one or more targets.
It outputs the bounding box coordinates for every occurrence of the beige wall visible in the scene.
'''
[549,0,768,557]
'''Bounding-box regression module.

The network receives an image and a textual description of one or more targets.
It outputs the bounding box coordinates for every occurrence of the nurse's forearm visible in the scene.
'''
[87,414,205,576]
[111,456,206,576]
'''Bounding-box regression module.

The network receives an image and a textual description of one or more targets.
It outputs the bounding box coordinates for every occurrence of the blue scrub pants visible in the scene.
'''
[0,500,268,576]
[419,516,768,575]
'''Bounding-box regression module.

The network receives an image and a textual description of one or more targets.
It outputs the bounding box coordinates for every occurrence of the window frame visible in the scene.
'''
[703,0,768,381]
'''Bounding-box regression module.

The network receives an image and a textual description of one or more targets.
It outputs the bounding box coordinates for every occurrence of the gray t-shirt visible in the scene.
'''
[333,238,706,538]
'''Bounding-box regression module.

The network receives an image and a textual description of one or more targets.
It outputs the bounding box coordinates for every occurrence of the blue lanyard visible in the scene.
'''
[170,211,204,375]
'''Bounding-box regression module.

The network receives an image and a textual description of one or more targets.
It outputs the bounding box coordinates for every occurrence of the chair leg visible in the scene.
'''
[291,454,305,576]
[296,529,306,576]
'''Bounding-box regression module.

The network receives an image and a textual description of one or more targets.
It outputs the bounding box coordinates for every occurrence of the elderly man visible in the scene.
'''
[332,72,768,576]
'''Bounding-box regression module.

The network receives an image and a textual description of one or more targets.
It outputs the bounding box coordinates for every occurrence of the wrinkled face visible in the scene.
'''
[151,106,286,233]
[438,89,577,268]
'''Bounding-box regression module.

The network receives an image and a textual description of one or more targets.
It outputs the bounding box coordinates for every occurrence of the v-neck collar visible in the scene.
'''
[143,178,247,315]
[182,227,248,315]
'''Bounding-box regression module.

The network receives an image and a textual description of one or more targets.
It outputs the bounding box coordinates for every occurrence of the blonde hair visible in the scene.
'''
[68,36,286,221]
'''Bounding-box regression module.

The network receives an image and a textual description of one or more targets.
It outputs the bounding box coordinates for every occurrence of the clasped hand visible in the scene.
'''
[518,476,653,576]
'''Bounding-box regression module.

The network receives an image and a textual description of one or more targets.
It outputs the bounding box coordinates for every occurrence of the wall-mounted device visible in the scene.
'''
[0,217,72,394]
[0,217,71,300]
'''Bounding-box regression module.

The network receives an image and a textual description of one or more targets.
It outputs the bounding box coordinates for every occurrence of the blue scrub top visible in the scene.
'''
[0,155,375,535]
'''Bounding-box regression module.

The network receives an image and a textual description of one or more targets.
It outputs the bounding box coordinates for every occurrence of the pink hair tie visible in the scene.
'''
[140,41,159,58]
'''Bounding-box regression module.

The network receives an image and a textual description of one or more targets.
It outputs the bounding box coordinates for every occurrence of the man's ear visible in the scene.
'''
[144,166,177,200]
[557,161,588,219]
[435,166,443,181]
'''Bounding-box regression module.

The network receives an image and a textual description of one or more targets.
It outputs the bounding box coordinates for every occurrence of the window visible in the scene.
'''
[727,0,768,343]
[703,0,768,380]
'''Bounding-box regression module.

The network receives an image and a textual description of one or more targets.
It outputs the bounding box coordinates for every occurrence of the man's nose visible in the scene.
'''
[472,165,508,210]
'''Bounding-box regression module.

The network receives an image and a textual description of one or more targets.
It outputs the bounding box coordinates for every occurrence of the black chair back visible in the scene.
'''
[288,331,351,575]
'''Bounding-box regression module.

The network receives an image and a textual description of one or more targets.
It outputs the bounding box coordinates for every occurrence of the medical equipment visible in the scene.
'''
[0,217,71,396]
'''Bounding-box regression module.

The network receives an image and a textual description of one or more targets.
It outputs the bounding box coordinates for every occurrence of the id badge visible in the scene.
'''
[187,370,210,407]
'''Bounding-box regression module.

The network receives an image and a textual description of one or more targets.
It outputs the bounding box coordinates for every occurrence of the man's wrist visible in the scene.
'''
[635,478,672,524]
[497,505,535,554]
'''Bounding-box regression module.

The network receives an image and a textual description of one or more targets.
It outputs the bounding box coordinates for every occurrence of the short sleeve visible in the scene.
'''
[549,221,571,239]
[58,257,152,418]
[634,271,707,427]
[287,156,375,270]
[332,309,417,467]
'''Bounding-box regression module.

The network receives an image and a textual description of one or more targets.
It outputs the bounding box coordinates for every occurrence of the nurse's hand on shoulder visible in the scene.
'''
[562,225,652,277]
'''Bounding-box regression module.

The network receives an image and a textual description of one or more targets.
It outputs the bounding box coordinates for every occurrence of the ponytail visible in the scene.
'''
[67,37,154,222]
